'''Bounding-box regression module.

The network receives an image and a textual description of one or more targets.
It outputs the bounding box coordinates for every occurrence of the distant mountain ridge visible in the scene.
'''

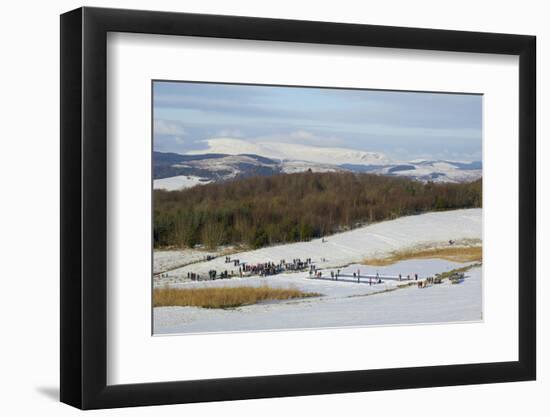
[153,150,482,191]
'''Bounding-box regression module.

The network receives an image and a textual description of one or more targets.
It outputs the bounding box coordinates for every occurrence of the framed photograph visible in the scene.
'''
[60,6,536,409]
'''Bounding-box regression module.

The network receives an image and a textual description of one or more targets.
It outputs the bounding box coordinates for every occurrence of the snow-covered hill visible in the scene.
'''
[188,138,392,165]
[280,160,346,174]
[153,175,212,191]
[153,152,282,190]
[366,160,482,183]
[153,148,482,190]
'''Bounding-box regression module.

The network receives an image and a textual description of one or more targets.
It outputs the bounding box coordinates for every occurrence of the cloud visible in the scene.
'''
[154,119,186,136]
[255,130,345,147]
[153,119,189,154]
[154,135,187,154]
[216,129,245,138]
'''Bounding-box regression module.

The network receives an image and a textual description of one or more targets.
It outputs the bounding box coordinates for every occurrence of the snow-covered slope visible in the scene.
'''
[153,247,234,274]
[155,208,481,285]
[280,160,345,173]
[153,152,282,184]
[184,154,278,179]
[370,160,482,183]
[153,151,349,188]
[188,138,392,165]
[153,175,211,191]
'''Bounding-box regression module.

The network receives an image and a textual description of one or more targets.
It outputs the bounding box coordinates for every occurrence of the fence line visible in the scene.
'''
[309,273,415,284]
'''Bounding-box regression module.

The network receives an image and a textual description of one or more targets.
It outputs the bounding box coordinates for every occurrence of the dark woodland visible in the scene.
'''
[153,172,482,250]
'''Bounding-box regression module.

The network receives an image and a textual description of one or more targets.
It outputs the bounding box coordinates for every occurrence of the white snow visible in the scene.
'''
[153,175,211,191]
[368,160,481,183]
[154,208,481,285]
[154,264,482,334]
[154,247,233,274]
[190,154,276,174]
[393,166,482,183]
[188,138,392,166]
[280,160,345,173]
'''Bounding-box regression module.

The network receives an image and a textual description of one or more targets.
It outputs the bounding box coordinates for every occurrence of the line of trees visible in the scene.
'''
[154,172,482,250]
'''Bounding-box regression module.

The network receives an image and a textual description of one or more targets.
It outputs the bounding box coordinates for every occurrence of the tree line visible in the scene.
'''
[154,171,482,250]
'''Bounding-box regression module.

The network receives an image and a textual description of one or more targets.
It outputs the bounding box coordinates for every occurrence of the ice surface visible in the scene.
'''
[154,265,482,334]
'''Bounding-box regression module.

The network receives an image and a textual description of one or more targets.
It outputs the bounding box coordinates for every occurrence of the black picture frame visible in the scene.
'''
[60,6,536,410]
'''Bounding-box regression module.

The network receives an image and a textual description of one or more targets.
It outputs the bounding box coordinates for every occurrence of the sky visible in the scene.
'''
[153,81,482,162]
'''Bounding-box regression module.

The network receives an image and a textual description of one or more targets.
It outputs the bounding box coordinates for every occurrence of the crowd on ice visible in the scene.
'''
[180,254,431,287]
[185,256,315,281]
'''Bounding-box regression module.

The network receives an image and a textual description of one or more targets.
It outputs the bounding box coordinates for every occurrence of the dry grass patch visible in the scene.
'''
[154,285,322,309]
[362,245,482,266]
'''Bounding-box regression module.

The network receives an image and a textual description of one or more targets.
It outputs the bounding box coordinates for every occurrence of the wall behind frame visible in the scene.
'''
[0,0,545,416]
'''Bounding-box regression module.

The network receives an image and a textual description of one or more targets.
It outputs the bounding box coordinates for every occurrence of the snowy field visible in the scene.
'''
[153,208,482,335]
[154,245,241,274]
[153,175,211,191]
[154,208,481,286]
[154,264,482,334]
[153,247,230,274]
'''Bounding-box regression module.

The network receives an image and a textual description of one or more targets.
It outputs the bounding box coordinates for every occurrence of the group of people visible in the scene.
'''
[187,257,314,281]
[241,261,284,277]
[401,273,419,281]
[284,258,312,272]
[418,276,435,288]
[309,269,421,285]
[188,270,233,281]
[241,258,312,277]
[206,269,231,280]
[187,272,201,281]
[224,256,240,267]
[186,253,425,285]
